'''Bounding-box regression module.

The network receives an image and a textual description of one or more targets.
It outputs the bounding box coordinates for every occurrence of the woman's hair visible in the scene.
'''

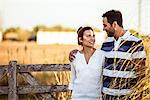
[77,26,93,45]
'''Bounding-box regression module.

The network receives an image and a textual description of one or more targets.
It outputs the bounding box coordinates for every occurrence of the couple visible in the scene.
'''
[68,10,146,100]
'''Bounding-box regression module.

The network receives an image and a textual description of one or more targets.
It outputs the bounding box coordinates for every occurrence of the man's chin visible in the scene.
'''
[106,32,114,37]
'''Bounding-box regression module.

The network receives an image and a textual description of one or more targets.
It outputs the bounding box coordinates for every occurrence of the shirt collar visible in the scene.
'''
[120,30,131,40]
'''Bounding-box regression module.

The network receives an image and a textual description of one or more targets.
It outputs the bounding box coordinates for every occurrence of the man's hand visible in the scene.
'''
[69,49,78,62]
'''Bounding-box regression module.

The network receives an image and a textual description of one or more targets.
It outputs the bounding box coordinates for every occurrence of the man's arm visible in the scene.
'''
[130,40,146,99]
[69,49,78,62]
[131,40,146,79]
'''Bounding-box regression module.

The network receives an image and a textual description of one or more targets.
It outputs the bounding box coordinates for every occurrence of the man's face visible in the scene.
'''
[102,17,115,37]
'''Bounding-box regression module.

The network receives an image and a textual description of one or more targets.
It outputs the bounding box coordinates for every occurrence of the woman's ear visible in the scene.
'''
[79,37,83,43]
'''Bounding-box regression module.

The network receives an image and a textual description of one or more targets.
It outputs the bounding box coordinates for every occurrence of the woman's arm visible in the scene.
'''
[68,62,76,90]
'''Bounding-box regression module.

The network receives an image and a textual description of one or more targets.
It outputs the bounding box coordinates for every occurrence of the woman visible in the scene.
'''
[68,26,104,100]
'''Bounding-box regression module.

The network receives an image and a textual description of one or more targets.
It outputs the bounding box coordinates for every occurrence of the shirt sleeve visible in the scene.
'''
[131,41,146,80]
[68,62,76,90]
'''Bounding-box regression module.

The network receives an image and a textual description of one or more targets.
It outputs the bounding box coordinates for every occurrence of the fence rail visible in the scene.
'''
[0,60,71,100]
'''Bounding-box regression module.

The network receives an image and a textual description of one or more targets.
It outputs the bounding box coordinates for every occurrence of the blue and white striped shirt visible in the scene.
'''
[101,31,146,99]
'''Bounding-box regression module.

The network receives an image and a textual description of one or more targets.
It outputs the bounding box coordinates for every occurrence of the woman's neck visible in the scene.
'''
[82,46,95,55]
[81,46,96,64]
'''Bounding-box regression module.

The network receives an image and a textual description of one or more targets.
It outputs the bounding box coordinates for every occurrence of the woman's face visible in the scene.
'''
[80,29,95,48]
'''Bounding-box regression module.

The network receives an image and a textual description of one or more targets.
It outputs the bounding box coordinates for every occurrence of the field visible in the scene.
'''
[0,41,81,65]
[0,41,81,100]
[0,38,150,99]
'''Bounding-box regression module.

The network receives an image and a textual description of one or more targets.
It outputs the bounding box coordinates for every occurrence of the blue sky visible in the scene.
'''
[0,0,149,34]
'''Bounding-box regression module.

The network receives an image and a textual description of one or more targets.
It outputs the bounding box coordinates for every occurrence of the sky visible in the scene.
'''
[0,0,150,34]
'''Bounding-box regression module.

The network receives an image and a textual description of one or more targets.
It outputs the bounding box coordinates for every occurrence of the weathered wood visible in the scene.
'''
[21,72,39,85]
[0,67,7,74]
[0,65,8,74]
[17,64,71,72]
[43,94,55,100]
[21,72,55,99]
[0,85,69,95]
[0,66,7,79]
[8,61,18,100]
[0,86,8,94]
[17,85,69,94]
[0,61,71,100]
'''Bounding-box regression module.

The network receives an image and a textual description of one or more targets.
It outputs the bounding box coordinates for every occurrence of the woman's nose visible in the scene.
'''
[91,36,95,41]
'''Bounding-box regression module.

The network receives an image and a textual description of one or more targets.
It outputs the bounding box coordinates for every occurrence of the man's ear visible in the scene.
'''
[113,21,117,30]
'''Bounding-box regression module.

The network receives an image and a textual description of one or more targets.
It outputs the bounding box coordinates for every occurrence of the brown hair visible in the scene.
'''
[102,9,123,28]
[77,26,94,45]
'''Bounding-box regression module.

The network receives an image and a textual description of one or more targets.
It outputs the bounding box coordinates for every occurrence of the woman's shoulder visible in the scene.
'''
[70,51,83,66]
[74,50,83,58]
[95,48,105,53]
[72,51,82,62]
[94,48,105,58]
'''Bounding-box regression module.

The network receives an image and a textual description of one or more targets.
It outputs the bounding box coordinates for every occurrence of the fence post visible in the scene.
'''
[8,60,18,100]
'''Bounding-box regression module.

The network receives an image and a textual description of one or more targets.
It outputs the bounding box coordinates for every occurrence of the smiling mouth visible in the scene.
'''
[89,42,95,44]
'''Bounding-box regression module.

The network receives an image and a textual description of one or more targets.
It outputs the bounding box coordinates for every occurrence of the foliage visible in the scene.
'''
[129,29,142,39]
[3,27,33,41]
[2,25,101,42]
[32,24,76,33]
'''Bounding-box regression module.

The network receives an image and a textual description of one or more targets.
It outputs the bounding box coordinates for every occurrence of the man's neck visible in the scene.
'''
[114,28,126,40]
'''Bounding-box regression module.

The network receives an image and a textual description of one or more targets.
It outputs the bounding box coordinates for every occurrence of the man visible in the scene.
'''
[101,9,146,99]
[69,10,146,100]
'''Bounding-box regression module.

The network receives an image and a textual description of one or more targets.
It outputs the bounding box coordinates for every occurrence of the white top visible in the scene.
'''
[69,48,104,98]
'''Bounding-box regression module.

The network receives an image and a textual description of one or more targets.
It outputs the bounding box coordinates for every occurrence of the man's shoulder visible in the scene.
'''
[126,31,142,42]
[130,35,142,42]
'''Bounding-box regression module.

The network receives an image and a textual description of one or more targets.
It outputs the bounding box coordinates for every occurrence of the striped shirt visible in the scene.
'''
[101,31,146,99]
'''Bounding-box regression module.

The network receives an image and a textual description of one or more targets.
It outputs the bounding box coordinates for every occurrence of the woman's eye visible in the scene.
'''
[86,34,95,37]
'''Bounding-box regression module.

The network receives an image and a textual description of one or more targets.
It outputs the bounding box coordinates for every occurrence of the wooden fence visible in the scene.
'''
[0,60,71,100]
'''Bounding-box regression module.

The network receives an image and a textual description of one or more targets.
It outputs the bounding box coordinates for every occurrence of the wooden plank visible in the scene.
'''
[0,86,8,94]
[17,85,69,94]
[0,85,69,95]
[0,65,9,68]
[0,67,7,79]
[0,61,70,100]
[21,72,39,85]
[18,64,71,72]
[43,94,56,100]
[8,61,18,100]
[0,67,7,74]
[21,72,54,99]
[0,65,8,74]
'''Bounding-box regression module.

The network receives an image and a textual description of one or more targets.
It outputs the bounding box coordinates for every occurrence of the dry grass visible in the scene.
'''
[0,38,150,99]
[130,37,150,100]
[0,41,80,100]
[0,41,80,64]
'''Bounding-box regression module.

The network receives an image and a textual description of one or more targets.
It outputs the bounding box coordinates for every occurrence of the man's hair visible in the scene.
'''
[77,26,93,45]
[102,9,123,28]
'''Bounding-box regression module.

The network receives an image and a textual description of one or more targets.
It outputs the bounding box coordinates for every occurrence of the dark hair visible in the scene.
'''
[102,10,123,28]
[77,26,93,45]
